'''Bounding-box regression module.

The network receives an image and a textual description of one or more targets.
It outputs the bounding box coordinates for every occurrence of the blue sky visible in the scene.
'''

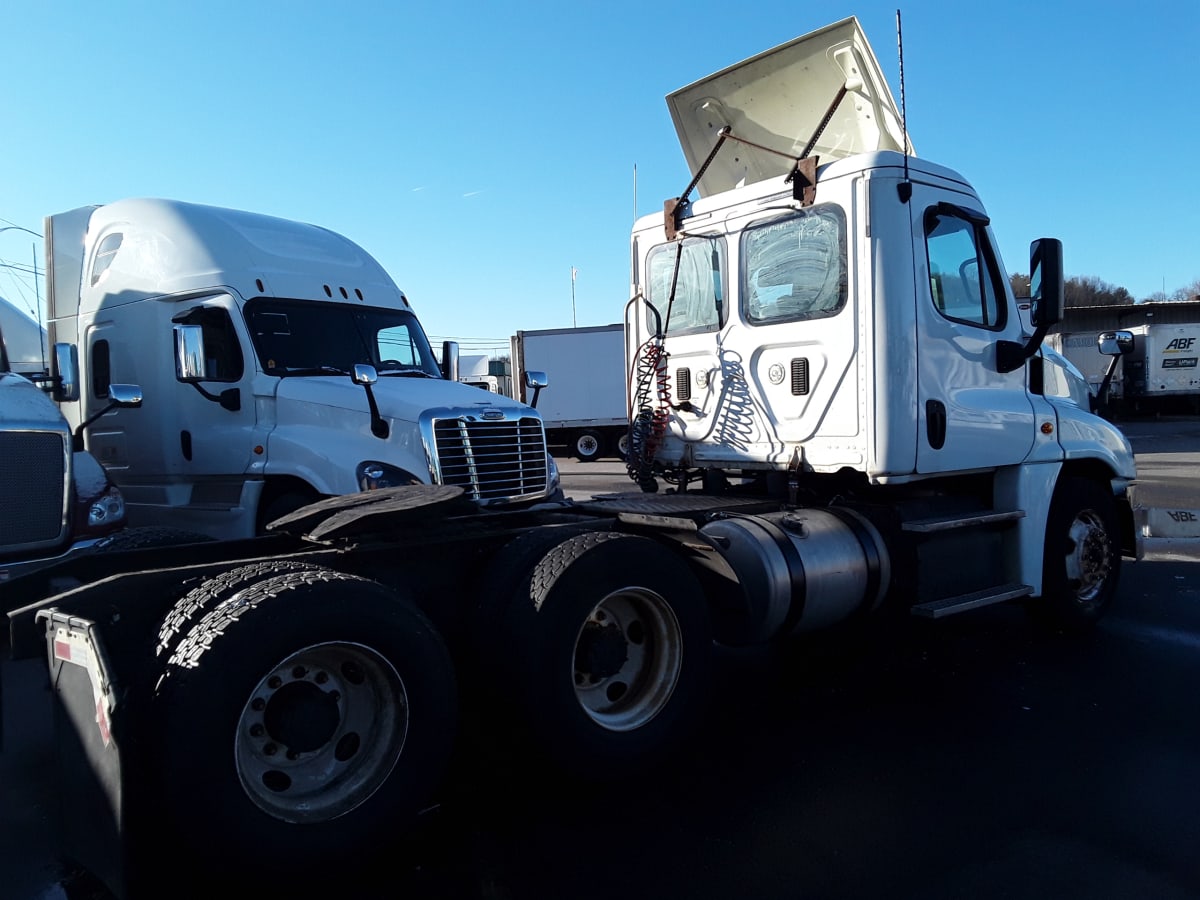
[2,1,1197,357]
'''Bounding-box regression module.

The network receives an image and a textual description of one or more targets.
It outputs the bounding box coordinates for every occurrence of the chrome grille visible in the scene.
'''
[0,432,68,551]
[432,415,549,504]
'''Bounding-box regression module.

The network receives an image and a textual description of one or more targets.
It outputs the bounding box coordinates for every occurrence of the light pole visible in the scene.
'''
[571,267,578,328]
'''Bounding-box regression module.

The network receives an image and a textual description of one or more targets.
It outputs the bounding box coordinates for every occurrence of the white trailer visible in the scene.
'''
[1046,331,1124,400]
[44,199,559,540]
[0,295,47,376]
[511,324,628,460]
[1124,322,1200,407]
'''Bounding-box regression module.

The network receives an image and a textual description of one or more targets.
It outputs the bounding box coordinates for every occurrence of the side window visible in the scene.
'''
[90,233,123,287]
[924,207,1005,329]
[377,325,421,367]
[92,339,111,398]
[645,235,726,335]
[175,307,244,382]
[741,206,847,325]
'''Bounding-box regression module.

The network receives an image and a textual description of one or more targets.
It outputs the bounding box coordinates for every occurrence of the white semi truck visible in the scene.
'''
[3,17,1138,899]
[43,199,560,539]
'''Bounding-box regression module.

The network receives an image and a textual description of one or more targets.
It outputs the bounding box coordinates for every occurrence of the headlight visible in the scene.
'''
[76,484,127,537]
[88,486,127,527]
[545,452,564,500]
[356,460,423,491]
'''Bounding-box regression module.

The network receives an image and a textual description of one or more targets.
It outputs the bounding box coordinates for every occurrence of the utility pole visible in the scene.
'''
[571,267,578,327]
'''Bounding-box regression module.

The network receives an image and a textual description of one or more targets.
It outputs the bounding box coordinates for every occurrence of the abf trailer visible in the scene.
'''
[1123,322,1200,411]
[4,17,1137,899]
[44,199,560,539]
[511,324,629,461]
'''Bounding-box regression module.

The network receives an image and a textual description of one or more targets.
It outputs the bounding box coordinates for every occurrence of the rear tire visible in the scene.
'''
[154,568,457,886]
[1031,475,1121,632]
[155,560,325,659]
[503,532,712,778]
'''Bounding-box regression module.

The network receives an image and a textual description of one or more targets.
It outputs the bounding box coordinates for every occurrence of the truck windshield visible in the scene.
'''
[645,235,727,336]
[244,299,442,378]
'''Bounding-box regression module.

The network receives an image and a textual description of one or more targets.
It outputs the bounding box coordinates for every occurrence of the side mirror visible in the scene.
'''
[352,363,379,386]
[524,369,548,408]
[1029,238,1064,328]
[441,340,460,382]
[174,324,209,382]
[72,382,143,451]
[1098,330,1134,356]
[106,383,143,408]
[51,342,80,402]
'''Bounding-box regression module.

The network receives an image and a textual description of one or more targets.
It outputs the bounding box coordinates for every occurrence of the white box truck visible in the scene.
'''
[511,324,629,460]
[43,199,560,539]
[3,18,1140,899]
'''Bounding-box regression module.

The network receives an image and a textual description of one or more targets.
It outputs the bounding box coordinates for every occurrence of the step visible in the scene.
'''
[910,583,1033,619]
[901,509,1025,534]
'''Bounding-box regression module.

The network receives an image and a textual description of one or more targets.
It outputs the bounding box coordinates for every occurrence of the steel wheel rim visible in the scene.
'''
[1065,510,1111,604]
[570,587,682,732]
[577,434,600,456]
[234,641,408,823]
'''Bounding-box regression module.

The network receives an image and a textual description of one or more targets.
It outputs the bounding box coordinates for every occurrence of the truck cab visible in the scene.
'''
[624,16,1138,617]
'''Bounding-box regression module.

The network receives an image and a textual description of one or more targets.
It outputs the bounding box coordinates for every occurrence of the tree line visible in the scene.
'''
[1008,274,1200,306]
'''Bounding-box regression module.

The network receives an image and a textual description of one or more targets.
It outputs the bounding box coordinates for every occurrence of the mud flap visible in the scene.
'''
[38,610,135,900]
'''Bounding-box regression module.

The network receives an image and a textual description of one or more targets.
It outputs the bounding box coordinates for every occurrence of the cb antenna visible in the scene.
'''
[896,9,912,203]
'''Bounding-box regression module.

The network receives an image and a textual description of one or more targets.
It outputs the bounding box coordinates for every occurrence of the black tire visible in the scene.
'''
[464,525,604,683]
[1032,475,1121,632]
[503,532,712,778]
[615,430,630,461]
[154,568,457,886]
[94,526,214,552]
[572,429,604,462]
[155,560,326,659]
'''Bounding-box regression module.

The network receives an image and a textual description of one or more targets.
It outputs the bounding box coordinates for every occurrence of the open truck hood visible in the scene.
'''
[667,16,913,197]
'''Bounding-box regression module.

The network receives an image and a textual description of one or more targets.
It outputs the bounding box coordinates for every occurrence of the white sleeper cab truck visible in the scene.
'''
[622,16,1139,627]
[44,199,558,539]
[0,19,1138,900]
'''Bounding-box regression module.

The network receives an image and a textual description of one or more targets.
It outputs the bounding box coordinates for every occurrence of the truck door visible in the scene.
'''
[169,299,264,479]
[911,189,1035,473]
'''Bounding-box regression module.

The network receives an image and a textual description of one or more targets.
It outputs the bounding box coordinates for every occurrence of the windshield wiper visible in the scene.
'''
[377,367,438,378]
[277,365,352,377]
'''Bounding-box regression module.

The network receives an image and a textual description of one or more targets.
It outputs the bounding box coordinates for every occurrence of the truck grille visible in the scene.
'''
[0,432,68,552]
[431,415,549,504]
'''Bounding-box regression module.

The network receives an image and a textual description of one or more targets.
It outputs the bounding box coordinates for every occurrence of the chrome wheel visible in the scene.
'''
[234,641,408,823]
[1064,509,1113,605]
[570,587,682,732]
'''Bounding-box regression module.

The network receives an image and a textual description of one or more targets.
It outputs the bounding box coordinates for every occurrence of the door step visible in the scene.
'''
[902,509,1025,533]
[910,583,1033,619]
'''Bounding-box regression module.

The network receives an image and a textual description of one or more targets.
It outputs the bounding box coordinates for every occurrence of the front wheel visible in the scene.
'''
[503,532,712,777]
[154,568,457,885]
[1032,476,1121,632]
